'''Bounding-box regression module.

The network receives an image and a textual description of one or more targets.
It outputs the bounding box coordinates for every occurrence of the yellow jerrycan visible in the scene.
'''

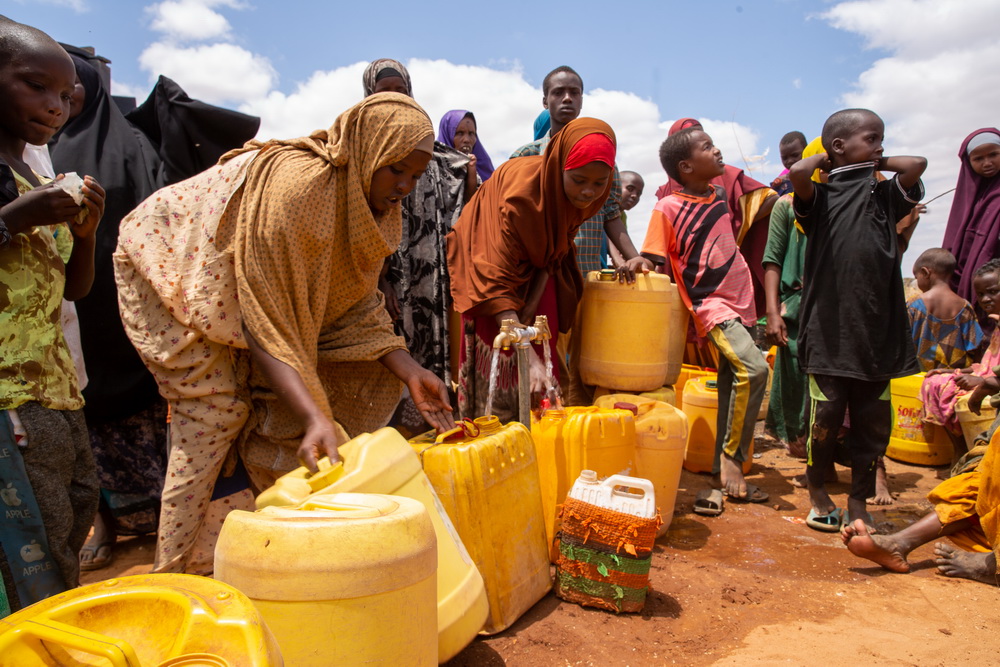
[956,393,997,450]
[674,364,716,411]
[531,405,637,559]
[594,394,688,533]
[254,428,488,663]
[886,373,953,465]
[0,573,281,666]
[216,492,436,666]
[410,417,551,635]
[578,269,688,391]
[682,376,753,474]
[594,385,677,406]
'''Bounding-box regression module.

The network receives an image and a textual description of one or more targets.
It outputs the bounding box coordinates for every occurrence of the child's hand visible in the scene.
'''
[967,376,1000,415]
[955,374,985,392]
[71,176,105,240]
[926,368,957,377]
[615,256,654,284]
[765,316,788,347]
[2,184,82,230]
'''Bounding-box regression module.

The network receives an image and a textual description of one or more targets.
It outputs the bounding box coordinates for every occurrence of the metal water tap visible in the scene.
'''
[493,318,545,349]
[531,315,551,342]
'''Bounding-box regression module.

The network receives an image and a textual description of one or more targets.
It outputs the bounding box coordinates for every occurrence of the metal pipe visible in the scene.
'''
[490,317,552,426]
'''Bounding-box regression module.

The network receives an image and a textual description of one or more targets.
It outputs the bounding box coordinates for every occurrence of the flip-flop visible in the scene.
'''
[806,508,844,533]
[693,488,724,516]
[79,542,114,571]
[725,483,769,504]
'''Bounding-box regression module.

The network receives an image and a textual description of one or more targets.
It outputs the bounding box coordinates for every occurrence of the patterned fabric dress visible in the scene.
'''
[908,297,984,372]
[385,143,469,434]
[114,95,432,573]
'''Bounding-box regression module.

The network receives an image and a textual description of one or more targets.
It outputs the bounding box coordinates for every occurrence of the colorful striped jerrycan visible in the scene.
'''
[555,471,660,613]
[594,394,688,533]
[410,416,551,635]
[216,492,436,666]
[0,573,281,666]
[531,405,637,560]
[682,377,753,474]
[579,270,688,391]
[254,428,487,663]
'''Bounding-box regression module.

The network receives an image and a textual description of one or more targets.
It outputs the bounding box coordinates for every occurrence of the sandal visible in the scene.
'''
[79,541,114,571]
[693,488,724,516]
[725,483,769,504]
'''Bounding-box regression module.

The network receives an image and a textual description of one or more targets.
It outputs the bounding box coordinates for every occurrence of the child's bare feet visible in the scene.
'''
[867,456,892,505]
[842,519,910,572]
[934,543,998,584]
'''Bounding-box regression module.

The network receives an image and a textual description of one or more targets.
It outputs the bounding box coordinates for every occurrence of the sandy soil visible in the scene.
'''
[83,431,1000,666]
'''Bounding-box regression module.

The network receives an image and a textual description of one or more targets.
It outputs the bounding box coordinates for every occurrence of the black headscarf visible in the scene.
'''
[126,75,261,187]
[49,53,163,420]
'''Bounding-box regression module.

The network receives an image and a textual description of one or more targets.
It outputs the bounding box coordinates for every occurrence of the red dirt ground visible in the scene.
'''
[84,431,1000,666]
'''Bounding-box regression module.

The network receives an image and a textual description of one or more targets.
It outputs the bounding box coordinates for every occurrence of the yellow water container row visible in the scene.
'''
[594,385,677,407]
[411,417,551,635]
[593,394,689,534]
[255,428,488,663]
[578,270,688,391]
[674,364,716,412]
[956,393,997,450]
[216,492,437,666]
[531,405,637,559]
[0,574,282,666]
[681,376,753,474]
[886,373,953,466]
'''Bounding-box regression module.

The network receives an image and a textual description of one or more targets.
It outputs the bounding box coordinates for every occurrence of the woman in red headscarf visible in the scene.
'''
[447,118,616,422]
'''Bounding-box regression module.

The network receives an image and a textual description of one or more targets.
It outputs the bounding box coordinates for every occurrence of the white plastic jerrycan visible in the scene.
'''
[567,471,657,519]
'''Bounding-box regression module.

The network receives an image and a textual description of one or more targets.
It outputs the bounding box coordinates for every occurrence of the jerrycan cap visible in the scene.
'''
[578,470,599,483]
[705,379,718,390]
[614,402,639,416]
[598,268,617,281]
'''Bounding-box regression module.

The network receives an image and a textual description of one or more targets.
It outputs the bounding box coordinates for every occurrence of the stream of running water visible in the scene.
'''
[484,347,501,418]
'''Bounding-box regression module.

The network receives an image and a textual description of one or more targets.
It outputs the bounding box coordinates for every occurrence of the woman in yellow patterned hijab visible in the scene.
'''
[114,92,452,575]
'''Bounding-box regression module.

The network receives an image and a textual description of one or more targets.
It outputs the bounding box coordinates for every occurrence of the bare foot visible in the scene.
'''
[787,438,807,460]
[842,519,910,573]
[934,542,998,584]
[867,457,892,505]
[792,465,838,488]
[720,454,747,499]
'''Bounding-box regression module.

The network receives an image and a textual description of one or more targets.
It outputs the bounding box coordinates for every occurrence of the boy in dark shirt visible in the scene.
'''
[790,108,926,531]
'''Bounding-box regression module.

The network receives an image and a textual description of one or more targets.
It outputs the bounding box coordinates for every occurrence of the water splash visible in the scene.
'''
[541,342,563,410]
[484,347,501,418]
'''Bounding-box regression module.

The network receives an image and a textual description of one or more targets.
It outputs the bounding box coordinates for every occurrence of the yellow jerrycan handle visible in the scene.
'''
[0,618,142,666]
[305,456,346,494]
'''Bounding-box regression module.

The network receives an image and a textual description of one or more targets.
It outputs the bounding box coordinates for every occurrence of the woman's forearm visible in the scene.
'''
[244,325,327,427]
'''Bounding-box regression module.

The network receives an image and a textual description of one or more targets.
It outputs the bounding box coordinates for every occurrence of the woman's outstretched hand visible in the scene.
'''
[380,349,455,432]
[406,367,456,433]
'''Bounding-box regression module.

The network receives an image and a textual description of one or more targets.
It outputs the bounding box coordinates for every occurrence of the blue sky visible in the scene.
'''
[8,0,1000,268]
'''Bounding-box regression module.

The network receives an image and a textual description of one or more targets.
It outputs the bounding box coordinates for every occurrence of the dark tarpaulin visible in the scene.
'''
[126,75,261,188]
[49,51,260,421]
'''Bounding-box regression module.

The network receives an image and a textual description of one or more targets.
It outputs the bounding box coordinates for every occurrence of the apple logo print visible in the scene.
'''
[20,540,45,563]
[1,482,21,507]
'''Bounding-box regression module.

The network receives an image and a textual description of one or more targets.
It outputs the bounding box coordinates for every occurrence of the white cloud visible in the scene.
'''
[823,0,1000,268]
[146,0,243,41]
[147,0,234,42]
[138,41,276,104]
[792,78,802,89]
